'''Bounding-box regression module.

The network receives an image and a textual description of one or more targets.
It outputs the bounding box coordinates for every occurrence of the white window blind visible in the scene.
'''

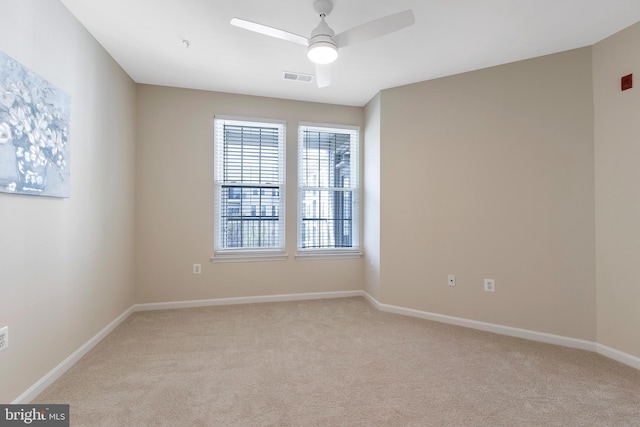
[298,124,359,253]
[214,117,285,254]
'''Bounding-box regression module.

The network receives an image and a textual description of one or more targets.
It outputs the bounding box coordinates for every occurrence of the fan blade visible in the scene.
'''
[334,10,414,48]
[230,18,309,46]
[316,63,331,88]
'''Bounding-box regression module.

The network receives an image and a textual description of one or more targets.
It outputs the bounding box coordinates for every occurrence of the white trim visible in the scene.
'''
[134,291,363,312]
[16,290,640,404]
[298,121,360,132]
[297,123,360,252]
[210,251,289,263]
[362,292,596,351]
[12,306,135,404]
[213,116,286,253]
[363,291,640,368]
[15,291,361,402]
[361,290,381,308]
[214,114,286,126]
[597,343,640,370]
[295,250,362,260]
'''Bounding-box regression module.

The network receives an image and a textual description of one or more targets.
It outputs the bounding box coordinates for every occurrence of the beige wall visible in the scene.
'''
[1,2,637,402]
[364,93,381,299]
[376,48,597,340]
[0,0,136,402]
[593,22,640,358]
[134,85,364,303]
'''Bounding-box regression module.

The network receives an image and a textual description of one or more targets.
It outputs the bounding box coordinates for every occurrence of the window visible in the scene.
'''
[214,117,286,259]
[298,123,360,257]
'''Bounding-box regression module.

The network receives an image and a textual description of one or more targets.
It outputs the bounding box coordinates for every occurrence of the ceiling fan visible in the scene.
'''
[230,0,415,88]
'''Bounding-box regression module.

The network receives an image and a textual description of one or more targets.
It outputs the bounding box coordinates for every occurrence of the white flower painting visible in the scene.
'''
[0,51,70,198]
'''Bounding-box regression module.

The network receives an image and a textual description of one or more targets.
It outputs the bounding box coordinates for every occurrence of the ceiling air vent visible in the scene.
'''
[283,71,313,83]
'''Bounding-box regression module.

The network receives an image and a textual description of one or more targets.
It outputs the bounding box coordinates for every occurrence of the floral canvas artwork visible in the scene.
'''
[0,51,70,198]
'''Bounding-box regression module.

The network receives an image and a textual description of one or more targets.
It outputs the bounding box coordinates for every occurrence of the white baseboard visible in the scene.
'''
[16,291,361,403]
[18,290,639,403]
[597,343,640,370]
[12,306,135,404]
[134,290,364,312]
[367,293,640,369]
[363,291,598,352]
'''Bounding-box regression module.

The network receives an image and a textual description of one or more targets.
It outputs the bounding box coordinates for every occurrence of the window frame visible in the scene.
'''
[296,122,362,260]
[211,115,287,263]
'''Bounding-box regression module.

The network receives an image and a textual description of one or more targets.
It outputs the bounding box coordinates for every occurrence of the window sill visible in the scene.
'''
[210,251,289,263]
[295,250,363,261]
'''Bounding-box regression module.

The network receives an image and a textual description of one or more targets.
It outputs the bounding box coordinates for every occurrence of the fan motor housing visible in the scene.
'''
[309,15,337,58]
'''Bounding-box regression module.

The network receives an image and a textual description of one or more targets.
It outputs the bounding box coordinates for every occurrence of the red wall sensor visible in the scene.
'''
[621,74,632,91]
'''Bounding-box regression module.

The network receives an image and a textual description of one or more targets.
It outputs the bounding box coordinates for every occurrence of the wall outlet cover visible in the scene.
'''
[193,264,202,274]
[0,326,8,352]
[484,279,495,292]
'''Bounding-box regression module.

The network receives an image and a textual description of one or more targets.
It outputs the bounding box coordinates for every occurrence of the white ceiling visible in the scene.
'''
[60,0,640,107]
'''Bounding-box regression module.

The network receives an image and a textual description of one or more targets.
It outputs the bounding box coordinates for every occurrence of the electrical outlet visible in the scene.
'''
[484,279,495,292]
[448,274,456,287]
[193,264,202,275]
[0,326,8,352]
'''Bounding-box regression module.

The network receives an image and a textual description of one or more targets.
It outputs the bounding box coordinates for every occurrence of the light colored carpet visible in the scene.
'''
[35,297,640,426]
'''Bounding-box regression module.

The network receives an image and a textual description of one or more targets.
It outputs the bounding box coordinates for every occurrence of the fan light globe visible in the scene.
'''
[307,42,338,64]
